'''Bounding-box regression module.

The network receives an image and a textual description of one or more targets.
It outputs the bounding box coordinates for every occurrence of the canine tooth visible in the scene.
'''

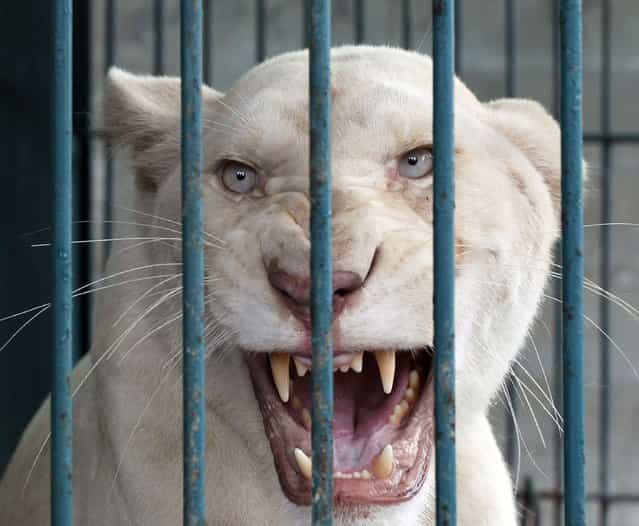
[302,409,312,430]
[372,445,393,480]
[375,351,396,394]
[270,353,291,402]
[339,365,350,373]
[293,357,309,377]
[408,370,420,389]
[405,387,416,402]
[294,448,312,480]
[351,352,364,373]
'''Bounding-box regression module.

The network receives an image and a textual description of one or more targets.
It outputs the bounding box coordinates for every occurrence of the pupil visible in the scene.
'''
[236,171,246,181]
[407,155,418,166]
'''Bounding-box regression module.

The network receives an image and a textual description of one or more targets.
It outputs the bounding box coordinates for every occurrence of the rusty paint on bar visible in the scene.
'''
[309,0,333,523]
[433,1,457,525]
[180,0,206,524]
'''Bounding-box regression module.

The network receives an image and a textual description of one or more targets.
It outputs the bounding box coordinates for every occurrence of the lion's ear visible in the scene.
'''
[104,67,223,190]
[485,98,576,214]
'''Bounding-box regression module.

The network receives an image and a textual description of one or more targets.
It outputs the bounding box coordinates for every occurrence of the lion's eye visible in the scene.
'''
[398,147,433,179]
[221,162,257,194]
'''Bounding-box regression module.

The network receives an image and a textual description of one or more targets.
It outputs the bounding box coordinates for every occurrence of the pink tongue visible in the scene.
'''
[293,353,410,438]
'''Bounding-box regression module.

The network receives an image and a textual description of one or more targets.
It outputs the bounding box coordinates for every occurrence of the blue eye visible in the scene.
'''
[221,161,257,193]
[398,147,433,179]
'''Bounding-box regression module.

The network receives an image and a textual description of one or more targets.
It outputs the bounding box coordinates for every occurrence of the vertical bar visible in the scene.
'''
[551,2,563,525]
[454,0,462,77]
[560,1,585,525]
[303,0,311,48]
[598,1,612,525]
[401,0,412,49]
[154,0,164,75]
[181,1,206,524]
[504,0,518,472]
[353,0,364,44]
[433,1,456,525]
[256,0,266,62]
[505,0,518,97]
[203,0,212,85]
[309,0,333,523]
[51,0,73,524]
[104,0,116,249]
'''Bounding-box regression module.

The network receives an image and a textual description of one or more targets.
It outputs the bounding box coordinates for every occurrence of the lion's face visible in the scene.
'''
[107,45,561,516]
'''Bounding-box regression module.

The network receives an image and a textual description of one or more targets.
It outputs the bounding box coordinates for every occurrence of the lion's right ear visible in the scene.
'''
[104,67,222,190]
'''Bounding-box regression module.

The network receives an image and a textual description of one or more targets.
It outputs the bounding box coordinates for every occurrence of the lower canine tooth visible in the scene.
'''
[351,352,364,373]
[294,448,312,480]
[372,444,393,479]
[270,353,290,402]
[375,351,396,394]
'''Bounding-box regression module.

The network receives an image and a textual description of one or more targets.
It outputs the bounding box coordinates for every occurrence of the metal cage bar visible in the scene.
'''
[256,0,266,62]
[353,0,364,44]
[104,0,116,248]
[203,0,212,84]
[550,2,563,525]
[560,1,586,525]
[504,0,519,473]
[309,0,333,523]
[51,1,73,524]
[598,2,612,525]
[401,0,412,49]
[433,1,457,525]
[154,0,165,75]
[180,1,206,524]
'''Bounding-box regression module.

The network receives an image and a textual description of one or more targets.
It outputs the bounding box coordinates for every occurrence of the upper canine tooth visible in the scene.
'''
[293,357,309,377]
[351,352,363,373]
[375,351,396,394]
[294,448,312,480]
[270,353,290,402]
[372,445,393,479]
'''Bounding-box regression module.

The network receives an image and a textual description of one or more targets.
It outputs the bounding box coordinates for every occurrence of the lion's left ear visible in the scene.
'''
[484,98,586,213]
[105,67,223,190]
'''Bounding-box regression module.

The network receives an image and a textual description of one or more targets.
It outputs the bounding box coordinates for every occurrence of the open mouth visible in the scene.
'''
[246,348,434,506]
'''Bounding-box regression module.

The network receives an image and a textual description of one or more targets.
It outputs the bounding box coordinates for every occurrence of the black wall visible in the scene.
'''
[0,2,91,475]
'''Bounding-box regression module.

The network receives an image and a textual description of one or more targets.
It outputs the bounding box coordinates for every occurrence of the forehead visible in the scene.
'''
[207,47,480,166]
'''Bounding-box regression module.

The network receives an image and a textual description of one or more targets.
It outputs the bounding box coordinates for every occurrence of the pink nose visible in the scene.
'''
[268,270,363,324]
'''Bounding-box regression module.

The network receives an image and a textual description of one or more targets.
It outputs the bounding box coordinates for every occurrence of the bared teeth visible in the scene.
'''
[293,357,309,377]
[350,352,364,373]
[409,370,420,389]
[339,365,350,373]
[372,444,393,479]
[294,448,312,480]
[374,351,396,394]
[270,353,290,402]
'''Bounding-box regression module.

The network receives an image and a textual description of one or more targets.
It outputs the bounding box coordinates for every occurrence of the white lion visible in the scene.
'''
[0,46,566,525]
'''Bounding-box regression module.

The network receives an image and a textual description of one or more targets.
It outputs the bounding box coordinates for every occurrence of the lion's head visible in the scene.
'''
[105,45,561,521]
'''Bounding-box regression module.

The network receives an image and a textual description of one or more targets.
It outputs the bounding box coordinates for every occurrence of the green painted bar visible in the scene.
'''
[51,0,74,524]
[180,0,206,524]
[309,0,333,523]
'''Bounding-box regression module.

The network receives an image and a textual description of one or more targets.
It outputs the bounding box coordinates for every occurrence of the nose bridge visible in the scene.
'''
[262,176,381,280]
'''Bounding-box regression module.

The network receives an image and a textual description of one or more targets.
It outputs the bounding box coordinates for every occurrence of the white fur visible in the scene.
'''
[0,46,567,525]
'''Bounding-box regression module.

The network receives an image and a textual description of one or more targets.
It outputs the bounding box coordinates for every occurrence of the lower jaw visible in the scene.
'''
[246,352,434,506]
